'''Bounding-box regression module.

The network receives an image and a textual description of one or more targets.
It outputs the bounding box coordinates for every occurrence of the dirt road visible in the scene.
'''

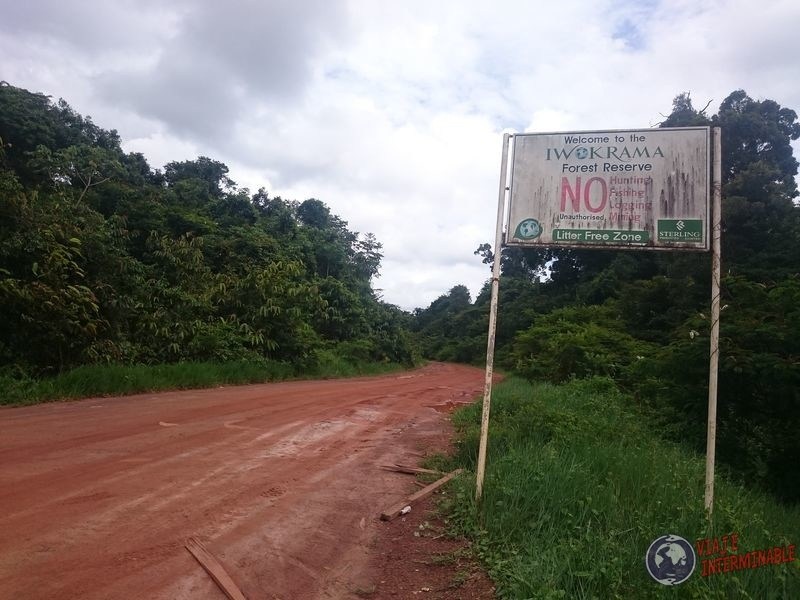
[0,363,485,600]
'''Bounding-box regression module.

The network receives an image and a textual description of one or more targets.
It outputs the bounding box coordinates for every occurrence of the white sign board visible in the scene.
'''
[506,127,710,250]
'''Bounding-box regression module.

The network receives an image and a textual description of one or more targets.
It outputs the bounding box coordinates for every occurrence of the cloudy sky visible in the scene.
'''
[2,0,798,309]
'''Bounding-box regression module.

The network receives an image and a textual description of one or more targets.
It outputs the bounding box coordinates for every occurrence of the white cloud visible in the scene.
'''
[2,0,798,310]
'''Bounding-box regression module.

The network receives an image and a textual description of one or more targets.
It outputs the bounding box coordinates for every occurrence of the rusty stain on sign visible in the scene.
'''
[506,127,710,251]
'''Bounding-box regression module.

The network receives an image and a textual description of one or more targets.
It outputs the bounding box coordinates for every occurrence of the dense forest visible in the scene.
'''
[2,83,798,504]
[413,91,800,502]
[0,82,414,379]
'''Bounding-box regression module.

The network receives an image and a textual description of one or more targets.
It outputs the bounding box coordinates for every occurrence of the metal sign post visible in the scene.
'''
[704,127,723,516]
[475,133,510,502]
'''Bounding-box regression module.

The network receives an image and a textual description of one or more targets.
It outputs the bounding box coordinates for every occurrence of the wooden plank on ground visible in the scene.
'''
[185,537,247,600]
[395,463,443,475]
[380,468,464,521]
[379,464,442,476]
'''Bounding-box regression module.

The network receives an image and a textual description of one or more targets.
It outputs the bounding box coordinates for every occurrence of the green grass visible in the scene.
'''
[441,377,800,599]
[0,358,407,406]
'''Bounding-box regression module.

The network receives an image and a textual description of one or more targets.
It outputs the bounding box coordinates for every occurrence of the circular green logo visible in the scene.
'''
[514,218,542,240]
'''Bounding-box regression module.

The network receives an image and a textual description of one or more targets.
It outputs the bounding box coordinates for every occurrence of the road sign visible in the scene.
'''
[477,128,722,518]
[506,127,711,251]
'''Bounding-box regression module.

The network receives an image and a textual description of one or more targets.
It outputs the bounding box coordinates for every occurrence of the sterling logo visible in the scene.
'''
[658,219,703,242]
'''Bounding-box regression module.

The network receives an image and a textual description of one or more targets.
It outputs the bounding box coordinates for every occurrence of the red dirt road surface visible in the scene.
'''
[0,363,486,600]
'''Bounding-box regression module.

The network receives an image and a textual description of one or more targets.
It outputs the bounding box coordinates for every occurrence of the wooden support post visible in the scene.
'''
[476,133,510,502]
[704,126,722,517]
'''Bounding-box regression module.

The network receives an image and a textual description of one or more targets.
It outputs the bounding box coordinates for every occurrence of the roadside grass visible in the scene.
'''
[441,377,800,599]
[305,349,408,379]
[0,358,407,406]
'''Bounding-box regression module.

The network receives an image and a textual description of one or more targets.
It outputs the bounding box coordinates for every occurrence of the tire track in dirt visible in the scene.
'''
[0,363,484,600]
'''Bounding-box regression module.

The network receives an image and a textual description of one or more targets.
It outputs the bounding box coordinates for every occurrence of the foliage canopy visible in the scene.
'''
[0,82,414,377]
